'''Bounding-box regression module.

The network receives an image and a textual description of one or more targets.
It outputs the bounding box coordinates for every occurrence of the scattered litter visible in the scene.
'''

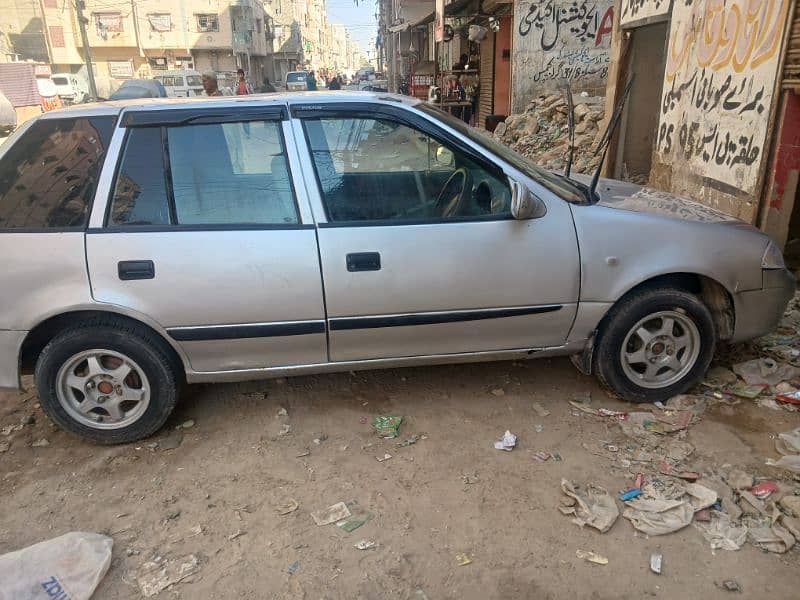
[336,503,374,533]
[534,424,544,433]
[658,461,700,481]
[159,430,183,450]
[575,549,608,565]
[776,391,800,405]
[623,497,694,536]
[694,512,748,551]
[359,416,368,424]
[376,453,392,462]
[0,441,9,453]
[277,424,292,436]
[396,433,426,447]
[739,490,767,516]
[490,388,505,397]
[721,580,741,592]
[179,419,195,429]
[227,529,245,541]
[569,401,599,415]
[494,430,517,451]
[20,414,35,425]
[727,383,768,399]
[455,553,472,566]
[311,502,351,526]
[750,481,778,500]
[532,402,551,417]
[775,427,800,455]
[694,508,711,522]
[312,433,327,445]
[461,473,479,485]
[533,451,551,462]
[665,439,695,462]
[619,488,642,501]
[287,561,300,575]
[277,407,288,417]
[733,358,799,386]
[598,408,628,418]
[1,424,22,436]
[767,455,800,473]
[634,473,644,488]
[137,554,200,597]
[373,416,403,439]
[725,468,754,490]
[602,443,619,452]
[31,438,50,448]
[559,479,619,533]
[748,522,796,554]
[780,495,800,517]
[649,552,662,574]
[275,498,299,515]
[354,540,376,550]
[296,450,310,458]
[704,366,738,387]
[572,392,592,405]
[0,532,112,600]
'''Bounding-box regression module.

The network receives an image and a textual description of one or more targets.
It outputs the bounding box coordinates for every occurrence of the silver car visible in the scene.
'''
[0,93,794,443]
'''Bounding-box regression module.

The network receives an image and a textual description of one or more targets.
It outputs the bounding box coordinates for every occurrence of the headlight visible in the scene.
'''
[762,241,786,269]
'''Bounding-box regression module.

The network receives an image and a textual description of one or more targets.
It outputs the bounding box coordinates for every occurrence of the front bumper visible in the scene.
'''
[0,330,26,391]
[731,268,797,342]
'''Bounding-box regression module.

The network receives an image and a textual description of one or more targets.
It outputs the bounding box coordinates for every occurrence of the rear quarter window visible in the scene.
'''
[0,116,115,230]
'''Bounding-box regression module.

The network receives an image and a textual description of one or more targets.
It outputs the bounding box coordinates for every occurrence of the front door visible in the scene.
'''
[87,107,327,372]
[293,104,580,361]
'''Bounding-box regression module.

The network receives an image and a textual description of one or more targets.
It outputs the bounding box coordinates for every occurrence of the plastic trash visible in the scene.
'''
[372,415,403,438]
[694,512,747,551]
[649,553,662,574]
[311,502,351,526]
[732,358,800,386]
[775,427,800,455]
[559,479,619,533]
[623,497,694,536]
[575,549,608,565]
[137,554,200,597]
[494,430,517,451]
[0,532,112,600]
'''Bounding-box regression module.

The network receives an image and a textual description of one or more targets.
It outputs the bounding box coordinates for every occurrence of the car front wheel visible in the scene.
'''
[35,320,180,444]
[593,287,716,403]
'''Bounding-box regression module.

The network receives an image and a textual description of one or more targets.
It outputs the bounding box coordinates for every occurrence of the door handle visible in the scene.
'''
[346,252,381,272]
[118,260,155,280]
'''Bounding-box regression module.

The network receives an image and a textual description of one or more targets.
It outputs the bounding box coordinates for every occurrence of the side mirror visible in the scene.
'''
[510,180,546,220]
[435,146,455,167]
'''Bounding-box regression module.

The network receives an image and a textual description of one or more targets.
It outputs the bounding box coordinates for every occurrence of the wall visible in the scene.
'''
[650,0,791,223]
[619,0,670,27]
[494,15,512,116]
[512,0,615,112]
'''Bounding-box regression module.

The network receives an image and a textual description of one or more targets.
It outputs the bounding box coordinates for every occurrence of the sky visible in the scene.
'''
[325,0,378,60]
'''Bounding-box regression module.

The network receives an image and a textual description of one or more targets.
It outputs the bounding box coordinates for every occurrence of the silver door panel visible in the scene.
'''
[329,306,577,360]
[177,333,326,371]
[567,301,614,343]
[0,233,93,330]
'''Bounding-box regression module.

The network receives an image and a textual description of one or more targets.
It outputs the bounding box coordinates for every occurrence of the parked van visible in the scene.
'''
[285,71,309,92]
[153,70,204,97]
[51,73,89,105]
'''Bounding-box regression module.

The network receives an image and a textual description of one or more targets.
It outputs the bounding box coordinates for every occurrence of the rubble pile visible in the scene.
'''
[494,93,607,175]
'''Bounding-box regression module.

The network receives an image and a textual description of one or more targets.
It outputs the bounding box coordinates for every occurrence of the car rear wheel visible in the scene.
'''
[35,320,179,444]
[594,288,716,403]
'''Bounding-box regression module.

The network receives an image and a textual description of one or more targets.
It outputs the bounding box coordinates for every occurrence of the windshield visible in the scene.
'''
[417,104,590,204]
[52,77,69,86]
[187,75,202,86]
[287,72,307,83]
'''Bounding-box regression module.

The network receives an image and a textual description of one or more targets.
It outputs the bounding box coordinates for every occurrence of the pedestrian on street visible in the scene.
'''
[235,69,252,95]
[202,72,223,96]
[307,71,318,91]
[262,77,276,93]
[328,75,341,91]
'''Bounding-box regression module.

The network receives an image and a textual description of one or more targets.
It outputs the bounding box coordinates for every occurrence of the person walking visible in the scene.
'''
[306,71,318,91]
[235,69,252,95]
[202,72,223,96]
[262,77,276,93]
[328,75,341,90]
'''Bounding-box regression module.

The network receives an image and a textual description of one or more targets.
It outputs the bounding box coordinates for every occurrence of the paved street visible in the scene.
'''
[2,350,799,598]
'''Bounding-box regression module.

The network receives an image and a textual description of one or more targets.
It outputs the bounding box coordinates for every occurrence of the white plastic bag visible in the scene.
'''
[0,532,112,600]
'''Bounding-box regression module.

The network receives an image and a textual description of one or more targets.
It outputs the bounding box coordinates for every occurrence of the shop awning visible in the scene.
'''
[411,0,483,29]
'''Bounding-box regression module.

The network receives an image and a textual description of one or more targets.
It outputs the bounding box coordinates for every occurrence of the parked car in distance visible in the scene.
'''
[109,79,168,100]
[152,70,204,97]
[0,91,14,136]
[285,71,309,91]
[0,93,794,444]
[51,73,89,104]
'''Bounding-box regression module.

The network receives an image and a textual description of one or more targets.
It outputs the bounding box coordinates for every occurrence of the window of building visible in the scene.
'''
[94,12,123,36]
[147,13,171,32]
[0,117,115,230]
[303,117,511,223]
[196,14,219,32]
[49,26,65,48]
[110,121,298,227]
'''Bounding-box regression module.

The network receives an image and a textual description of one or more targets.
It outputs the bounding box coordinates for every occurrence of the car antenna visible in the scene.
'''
[589,76,635,203]
[562,82,575,178]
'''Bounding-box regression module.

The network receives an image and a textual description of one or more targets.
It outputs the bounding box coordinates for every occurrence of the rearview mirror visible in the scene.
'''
[510,181,546,220]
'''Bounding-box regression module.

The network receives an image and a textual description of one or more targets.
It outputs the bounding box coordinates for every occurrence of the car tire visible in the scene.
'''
[35,319,180,444]
[593,287,716,403]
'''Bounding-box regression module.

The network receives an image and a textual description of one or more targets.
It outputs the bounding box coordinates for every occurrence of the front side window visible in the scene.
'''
[196,14,219,32]
[303,117,511,223]
[110,120,298,227]
[0,117,115,229]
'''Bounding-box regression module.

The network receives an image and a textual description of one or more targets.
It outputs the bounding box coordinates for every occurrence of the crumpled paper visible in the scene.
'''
[694,512,748,551]
[559,479,619,533]
[494,430,517,451]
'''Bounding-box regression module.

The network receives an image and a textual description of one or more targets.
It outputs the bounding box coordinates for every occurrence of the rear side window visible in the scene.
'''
[0,117,115,230]
[109,120,298,226]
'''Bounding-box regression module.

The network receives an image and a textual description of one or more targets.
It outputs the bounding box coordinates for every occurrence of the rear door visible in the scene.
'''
[292,103,580,362]
[87,105,327,373]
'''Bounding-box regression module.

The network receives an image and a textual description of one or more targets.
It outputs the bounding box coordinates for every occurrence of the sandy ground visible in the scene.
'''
[1,355,799,599]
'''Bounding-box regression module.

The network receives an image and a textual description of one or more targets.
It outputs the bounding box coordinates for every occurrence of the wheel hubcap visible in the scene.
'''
[55,350,150,430]
[620,310,701,389]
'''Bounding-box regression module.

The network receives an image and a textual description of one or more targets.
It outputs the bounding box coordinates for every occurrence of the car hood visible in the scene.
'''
[570,175,740,224]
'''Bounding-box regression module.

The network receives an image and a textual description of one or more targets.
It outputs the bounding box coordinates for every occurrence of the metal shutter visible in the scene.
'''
[477,31,495,128]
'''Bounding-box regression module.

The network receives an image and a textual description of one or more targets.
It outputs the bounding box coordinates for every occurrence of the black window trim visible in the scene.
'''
[104,114,306,231]
[121,105,288,128]
[291,102,514,227]
[0,115,117,233]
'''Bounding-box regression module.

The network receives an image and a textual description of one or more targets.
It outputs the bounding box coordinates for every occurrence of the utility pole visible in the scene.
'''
[75,0,98,99]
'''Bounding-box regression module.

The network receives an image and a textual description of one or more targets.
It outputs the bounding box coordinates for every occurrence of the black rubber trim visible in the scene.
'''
[87,224,315,233]
[168,321,326,341]
[329,305,562,331]
[122,105,288,127]
[317,214,512,228]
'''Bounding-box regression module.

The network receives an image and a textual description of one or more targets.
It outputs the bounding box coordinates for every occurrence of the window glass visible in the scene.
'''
[167,121,298,225]
[110,127,170,226]
[0,117,115,229]
[304,117,511,222]
[186,75,202,86]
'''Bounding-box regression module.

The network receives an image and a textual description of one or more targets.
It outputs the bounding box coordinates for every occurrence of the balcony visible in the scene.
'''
[233,31,253,51]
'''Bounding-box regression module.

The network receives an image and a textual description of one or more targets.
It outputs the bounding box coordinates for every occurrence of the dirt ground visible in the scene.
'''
[1,353,800,599]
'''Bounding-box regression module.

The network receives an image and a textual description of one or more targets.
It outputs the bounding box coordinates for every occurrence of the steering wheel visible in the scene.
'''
[435,167,473,218]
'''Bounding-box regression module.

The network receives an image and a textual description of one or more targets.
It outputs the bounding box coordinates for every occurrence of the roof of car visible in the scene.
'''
[38,92,421,120]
